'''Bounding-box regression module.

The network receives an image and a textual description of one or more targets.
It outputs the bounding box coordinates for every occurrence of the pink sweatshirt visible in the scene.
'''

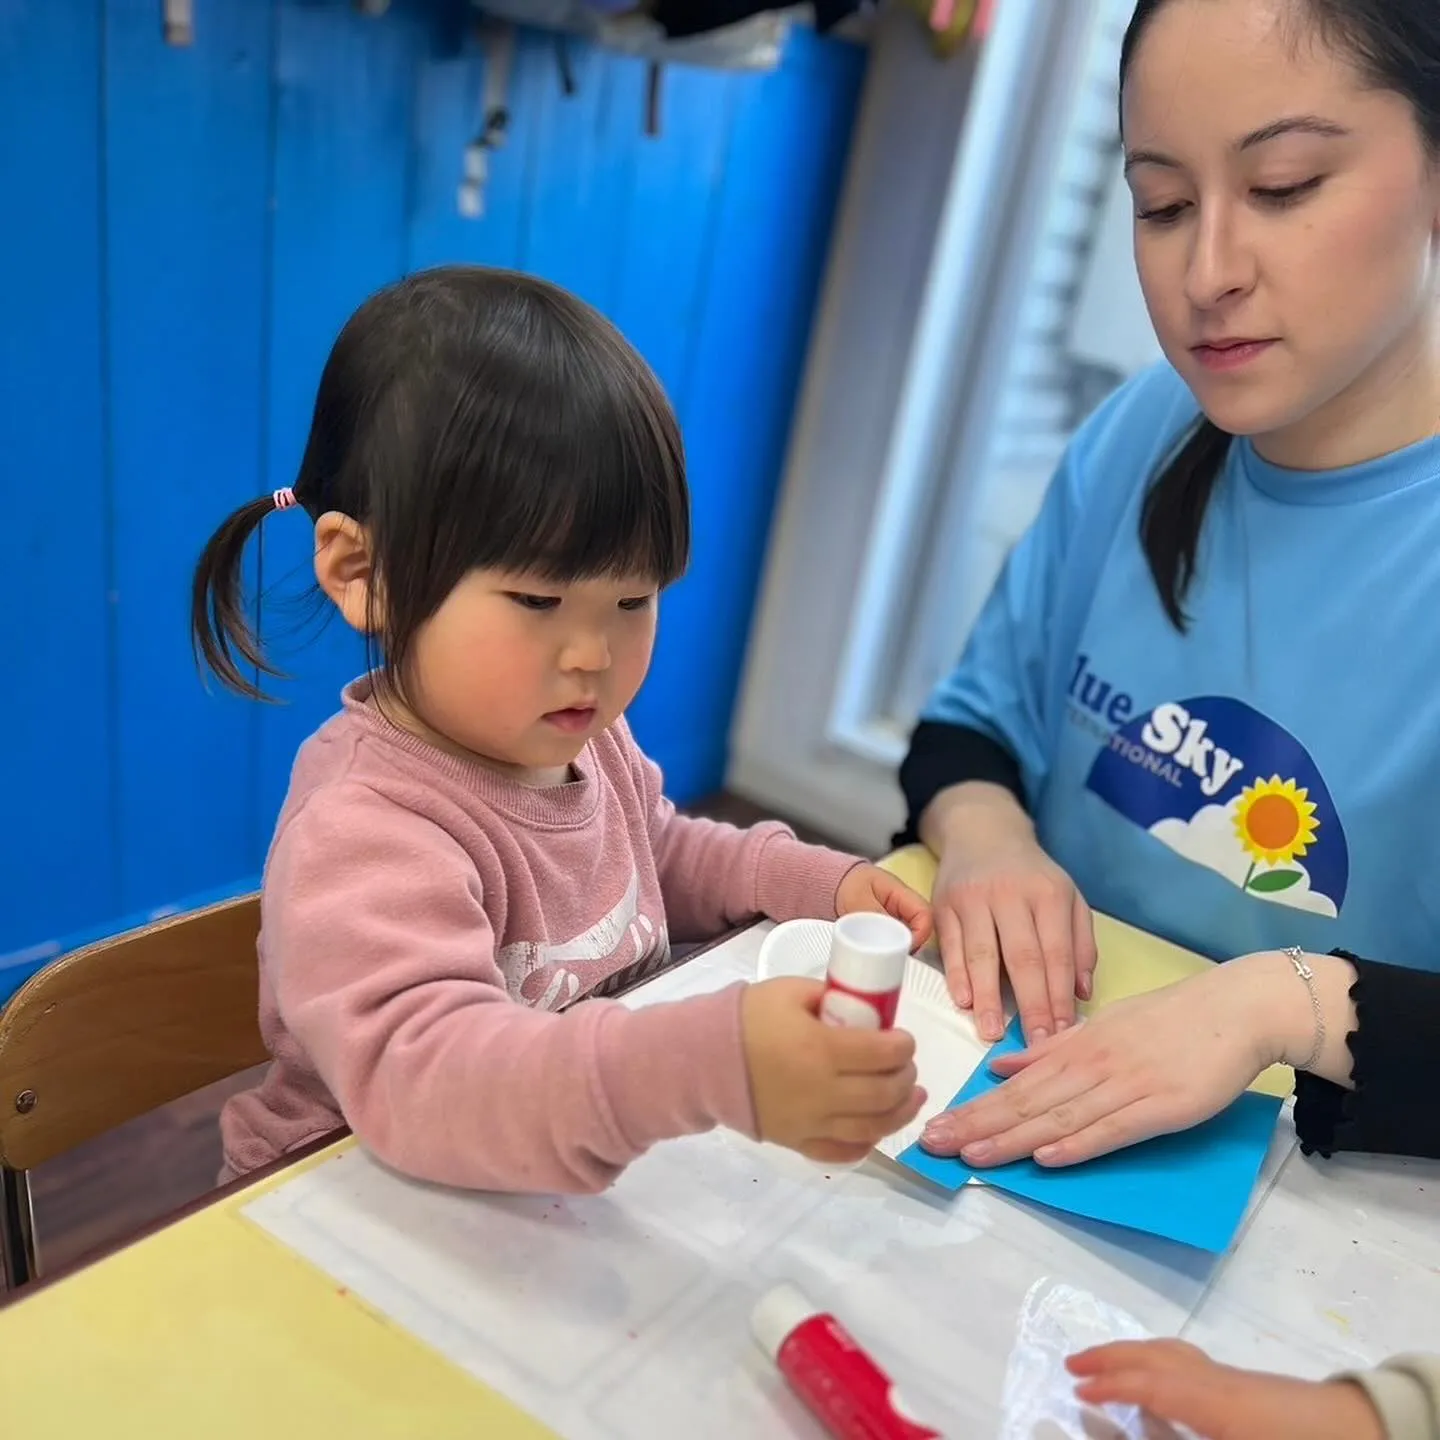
[221,679,863,1193]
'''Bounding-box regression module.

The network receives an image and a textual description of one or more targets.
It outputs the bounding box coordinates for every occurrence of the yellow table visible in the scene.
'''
[2,848,1290,1435]
[4,1139,552,1437]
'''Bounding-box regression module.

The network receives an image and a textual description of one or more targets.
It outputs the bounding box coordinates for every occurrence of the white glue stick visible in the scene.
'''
[819,912,910,1030]
[751,1283,943,1440]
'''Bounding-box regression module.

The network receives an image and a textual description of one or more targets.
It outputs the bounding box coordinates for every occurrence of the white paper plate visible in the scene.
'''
[755,918,834,980]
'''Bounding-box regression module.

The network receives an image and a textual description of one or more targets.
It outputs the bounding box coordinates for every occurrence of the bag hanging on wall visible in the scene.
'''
[463,0,793,159]
[645,1,869,41]
[457,3,870,210]
[469,1,792,71]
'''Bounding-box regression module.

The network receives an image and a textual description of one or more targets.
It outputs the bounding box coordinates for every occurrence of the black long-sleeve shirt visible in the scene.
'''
[1295,953,1440,1162]
[894,720,1025,848]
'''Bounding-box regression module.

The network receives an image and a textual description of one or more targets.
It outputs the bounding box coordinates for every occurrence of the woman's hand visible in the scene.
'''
[1067,1341,1384,1440]
[919,956,1285,1166]
[925,784,1096,1043]
[835,864,934,953]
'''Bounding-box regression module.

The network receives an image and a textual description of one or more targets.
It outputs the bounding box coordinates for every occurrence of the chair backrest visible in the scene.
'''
[0,894,268,1171]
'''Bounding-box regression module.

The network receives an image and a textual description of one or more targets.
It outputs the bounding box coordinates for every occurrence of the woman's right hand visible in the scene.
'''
[741,978,925,1164]
[927,784,1097,1044]
[919,954,1293,1166]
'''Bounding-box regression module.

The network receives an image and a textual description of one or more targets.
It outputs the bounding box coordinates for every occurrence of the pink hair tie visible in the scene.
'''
[272,487,298,511]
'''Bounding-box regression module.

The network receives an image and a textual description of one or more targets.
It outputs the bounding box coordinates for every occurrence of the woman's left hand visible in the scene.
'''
[919,956,1281,1166]
[1067,1341,1384,1440]
[835,865,934,953]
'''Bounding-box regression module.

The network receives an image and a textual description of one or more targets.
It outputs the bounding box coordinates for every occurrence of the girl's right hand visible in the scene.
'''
[740,979,925,1164]
[931,815,1097,1046]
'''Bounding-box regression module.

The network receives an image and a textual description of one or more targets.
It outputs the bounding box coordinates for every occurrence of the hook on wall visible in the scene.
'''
[162,0,194,46]
[555,34,577,96]
[645,61,663,138]
[458,21,517,219]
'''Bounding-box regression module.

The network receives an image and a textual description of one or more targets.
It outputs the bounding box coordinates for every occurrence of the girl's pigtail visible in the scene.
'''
[191,494,288,700]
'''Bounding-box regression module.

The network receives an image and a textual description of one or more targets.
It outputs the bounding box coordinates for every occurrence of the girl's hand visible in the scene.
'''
[741,978,926,1163]
[928,786,1097,1044]
[1067,1341,1384,1440]
[919,957,1279,1166]
[835,864,933,953]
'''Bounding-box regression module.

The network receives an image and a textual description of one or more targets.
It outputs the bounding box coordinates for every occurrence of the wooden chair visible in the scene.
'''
[0,893,268,1291]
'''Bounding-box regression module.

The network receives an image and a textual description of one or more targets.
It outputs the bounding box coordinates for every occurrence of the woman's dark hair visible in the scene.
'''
[192,266,689,698]
[1120,0,1440,629]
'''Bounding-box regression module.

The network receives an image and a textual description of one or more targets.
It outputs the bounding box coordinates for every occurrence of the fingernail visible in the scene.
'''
[1035,1144,1060,1165]
[1031,1026,1050,1044]
[921,1118,952,1150]
[961,1140,992,1163]
[1078,974,1093,1000]
[981,1012,1003,1041]
[1054,1019,1070,1032]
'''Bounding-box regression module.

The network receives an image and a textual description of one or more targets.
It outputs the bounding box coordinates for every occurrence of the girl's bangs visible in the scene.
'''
[443,385,689,587]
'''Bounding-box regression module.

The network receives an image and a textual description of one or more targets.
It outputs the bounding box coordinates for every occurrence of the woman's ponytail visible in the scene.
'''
[1139,418,1232,632]
[190,493,288,699]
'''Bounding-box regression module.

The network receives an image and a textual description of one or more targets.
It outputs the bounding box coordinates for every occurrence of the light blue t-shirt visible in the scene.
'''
[923,361,1440,970]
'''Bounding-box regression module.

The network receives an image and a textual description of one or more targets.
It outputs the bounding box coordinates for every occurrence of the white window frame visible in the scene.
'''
[728,0,1116,853]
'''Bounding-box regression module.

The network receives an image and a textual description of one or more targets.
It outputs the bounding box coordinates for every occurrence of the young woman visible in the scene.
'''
[906,2,1440,1434]
[900,0,1440,1048]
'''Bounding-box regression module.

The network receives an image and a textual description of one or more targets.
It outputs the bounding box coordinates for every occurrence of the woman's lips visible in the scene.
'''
[1191,338,1277,372]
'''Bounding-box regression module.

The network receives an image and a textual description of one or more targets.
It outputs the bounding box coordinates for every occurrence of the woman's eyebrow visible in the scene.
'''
[1124,114,1351,175]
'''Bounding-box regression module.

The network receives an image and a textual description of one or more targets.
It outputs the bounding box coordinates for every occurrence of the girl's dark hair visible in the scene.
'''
[192,266,689,698]
[1120,0,1440,629]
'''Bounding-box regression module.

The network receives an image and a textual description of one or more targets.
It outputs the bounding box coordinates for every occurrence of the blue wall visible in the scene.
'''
[0,0,865,958]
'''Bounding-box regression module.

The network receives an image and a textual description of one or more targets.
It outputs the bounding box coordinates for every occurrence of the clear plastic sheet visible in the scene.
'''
[999,1279,1199,1440]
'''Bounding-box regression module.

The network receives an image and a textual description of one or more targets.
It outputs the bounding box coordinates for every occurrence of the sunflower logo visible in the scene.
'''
[1233,775,1320,894]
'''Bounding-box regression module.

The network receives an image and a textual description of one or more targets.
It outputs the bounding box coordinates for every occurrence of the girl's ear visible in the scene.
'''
[314,512,380,634]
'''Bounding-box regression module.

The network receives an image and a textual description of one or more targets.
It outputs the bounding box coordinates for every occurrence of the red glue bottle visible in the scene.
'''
[751,1283,943,1439]
[819,912,910,1030]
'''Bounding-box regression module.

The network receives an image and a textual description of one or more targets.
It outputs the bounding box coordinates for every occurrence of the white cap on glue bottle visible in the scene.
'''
[827,913,909,991]
[750,1282,822,1361]
[819,912,910,1029]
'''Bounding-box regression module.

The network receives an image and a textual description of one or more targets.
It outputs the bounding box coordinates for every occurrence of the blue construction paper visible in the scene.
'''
[897,1017,1284,1253]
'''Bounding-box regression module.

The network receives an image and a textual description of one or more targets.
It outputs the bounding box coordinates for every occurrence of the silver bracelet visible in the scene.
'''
[1282,946,1325,1071]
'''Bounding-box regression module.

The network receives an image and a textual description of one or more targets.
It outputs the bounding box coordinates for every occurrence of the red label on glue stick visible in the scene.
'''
[819,912,910,1031]
[820,976,901,1029]
[751,1284,942,1440]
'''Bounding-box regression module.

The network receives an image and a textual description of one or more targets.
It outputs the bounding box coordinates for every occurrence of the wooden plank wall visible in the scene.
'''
[0,0,866,956]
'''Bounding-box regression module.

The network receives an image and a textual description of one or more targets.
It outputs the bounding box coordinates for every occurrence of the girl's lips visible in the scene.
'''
[544,707,597,734]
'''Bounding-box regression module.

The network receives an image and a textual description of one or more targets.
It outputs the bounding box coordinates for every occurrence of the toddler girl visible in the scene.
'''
[192,266,931,1193]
